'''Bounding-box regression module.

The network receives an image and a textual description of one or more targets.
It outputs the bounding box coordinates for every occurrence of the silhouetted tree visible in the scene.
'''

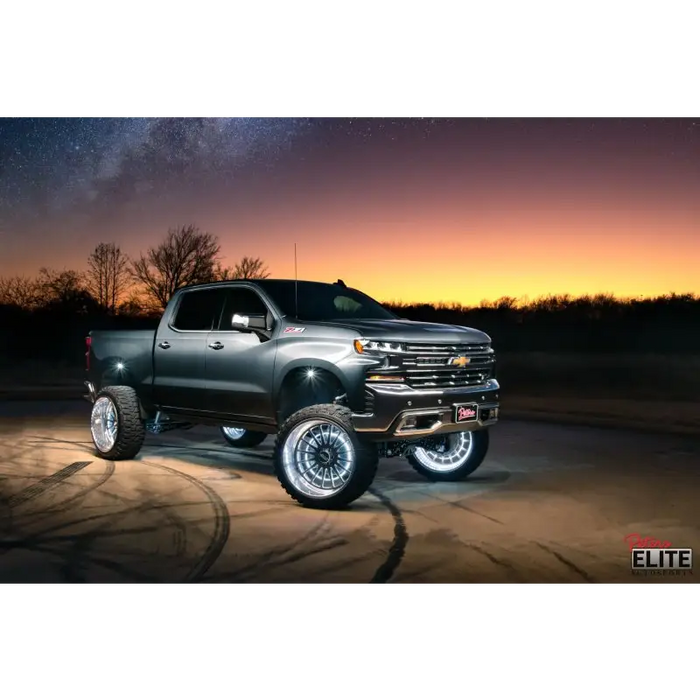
[37,267,84,304]
[230,256,270,280]
[130,225,222,309]
[85,242,132,313]
[35,267,97,315]
[0,275,40,308]
[212,262,236,281]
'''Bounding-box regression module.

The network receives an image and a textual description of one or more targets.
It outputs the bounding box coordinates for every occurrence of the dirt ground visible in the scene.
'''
[0,400,697,583]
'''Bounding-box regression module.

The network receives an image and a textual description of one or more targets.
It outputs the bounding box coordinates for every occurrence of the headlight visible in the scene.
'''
[353,338,406,354]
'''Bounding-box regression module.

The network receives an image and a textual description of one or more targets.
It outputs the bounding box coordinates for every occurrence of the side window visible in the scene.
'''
[171,289,226,331]
[218,288,269,331]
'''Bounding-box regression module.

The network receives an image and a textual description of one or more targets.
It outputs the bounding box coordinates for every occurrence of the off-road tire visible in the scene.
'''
[408,429,489,482]
[90,385,145,460]
[220,427,268,448]
[274,404,378,509]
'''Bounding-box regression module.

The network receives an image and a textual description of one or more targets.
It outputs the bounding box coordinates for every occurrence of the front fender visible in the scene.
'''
[273,357,349,400]
[273,351,383,412]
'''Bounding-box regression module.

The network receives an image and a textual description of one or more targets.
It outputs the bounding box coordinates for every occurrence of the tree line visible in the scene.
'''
[0,224,698,357]
[0,225,269,316]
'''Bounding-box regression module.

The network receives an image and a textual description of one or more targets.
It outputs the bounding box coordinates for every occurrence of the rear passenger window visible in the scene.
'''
[171,289,225,331]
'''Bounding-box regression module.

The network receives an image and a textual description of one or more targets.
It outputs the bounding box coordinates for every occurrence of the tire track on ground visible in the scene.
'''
[535,542,596,582]
[18,434,405,584]
[466,542,523,580]
[21,436,232,582]
[57,488,190,583]
[16,461,116,526]
[368,487,408,583]
[139,458,230,582]
[205,514,332,582]
[5,462,93,509]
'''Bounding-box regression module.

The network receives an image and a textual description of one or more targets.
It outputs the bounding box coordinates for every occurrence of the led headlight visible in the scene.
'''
[353,338,406,354]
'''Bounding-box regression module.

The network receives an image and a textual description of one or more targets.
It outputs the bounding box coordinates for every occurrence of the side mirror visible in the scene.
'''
[230,312,268,332]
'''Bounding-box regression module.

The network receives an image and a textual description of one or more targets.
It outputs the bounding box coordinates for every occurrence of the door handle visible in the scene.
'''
[208,341,224,350]
[158,341,171,349]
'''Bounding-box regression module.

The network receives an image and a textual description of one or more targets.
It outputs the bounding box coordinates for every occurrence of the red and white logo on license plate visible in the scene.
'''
[455,404,478,422]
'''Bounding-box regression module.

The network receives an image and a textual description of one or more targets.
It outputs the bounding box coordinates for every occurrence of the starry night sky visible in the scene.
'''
[0,117,698,304]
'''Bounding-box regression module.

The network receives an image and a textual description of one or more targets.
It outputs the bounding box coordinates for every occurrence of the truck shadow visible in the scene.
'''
[141,439,273,478]
[140,437,512,488]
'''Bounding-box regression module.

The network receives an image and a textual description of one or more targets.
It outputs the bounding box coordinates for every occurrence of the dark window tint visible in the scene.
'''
[255,280,397,321]
[171,289,225,331]
[218,288,269,331]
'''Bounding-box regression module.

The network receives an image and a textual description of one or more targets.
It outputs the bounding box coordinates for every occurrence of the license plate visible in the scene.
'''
[454,403,478,423]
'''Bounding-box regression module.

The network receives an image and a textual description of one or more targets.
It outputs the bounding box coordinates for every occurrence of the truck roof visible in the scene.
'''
[181,278,344,291]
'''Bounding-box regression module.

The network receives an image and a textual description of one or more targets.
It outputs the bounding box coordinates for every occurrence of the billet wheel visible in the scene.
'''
[274,404,378,509]
[220,426,267,448]
[90,385,145,460]
[407,429,489,482]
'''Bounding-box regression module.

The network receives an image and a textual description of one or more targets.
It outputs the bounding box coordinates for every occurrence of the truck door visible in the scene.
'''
[205,286,277,421]
[153,287,226,411]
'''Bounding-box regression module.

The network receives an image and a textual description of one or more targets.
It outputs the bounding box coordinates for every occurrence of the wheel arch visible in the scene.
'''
[274,361,349,424]
[98,368,152,419]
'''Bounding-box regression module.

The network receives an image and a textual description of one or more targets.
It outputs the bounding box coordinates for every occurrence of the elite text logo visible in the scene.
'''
[625,534,693,577]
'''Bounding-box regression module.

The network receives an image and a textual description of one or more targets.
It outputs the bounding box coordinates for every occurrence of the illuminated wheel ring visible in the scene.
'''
[221,427,247,441]
[281,419,356,499]
[411,432,474,473]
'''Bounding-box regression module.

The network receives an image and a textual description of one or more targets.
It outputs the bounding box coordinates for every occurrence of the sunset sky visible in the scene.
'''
[0,118,698,305]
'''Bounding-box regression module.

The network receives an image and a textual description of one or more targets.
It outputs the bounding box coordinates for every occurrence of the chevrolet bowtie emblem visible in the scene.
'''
[449,356,470,367]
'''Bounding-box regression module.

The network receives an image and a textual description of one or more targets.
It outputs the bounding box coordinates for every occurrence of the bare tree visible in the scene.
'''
[85,242,132,313]
[0,275,41,308]
[130,225,222,309]
[231,256,270,280]
[212,262,236,281]
[34,267,97,314]
[37,267,85,304]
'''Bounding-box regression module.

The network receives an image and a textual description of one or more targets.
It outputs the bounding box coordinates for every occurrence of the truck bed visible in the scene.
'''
[88,330,156,395]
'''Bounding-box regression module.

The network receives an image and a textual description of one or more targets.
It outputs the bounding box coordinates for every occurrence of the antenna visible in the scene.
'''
[294,243,299,319]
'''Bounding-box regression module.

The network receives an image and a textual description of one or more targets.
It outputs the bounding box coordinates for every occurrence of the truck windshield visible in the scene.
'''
[255,280,398,321]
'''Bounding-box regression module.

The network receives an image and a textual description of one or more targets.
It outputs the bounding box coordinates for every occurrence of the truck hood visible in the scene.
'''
[315,318,491,345]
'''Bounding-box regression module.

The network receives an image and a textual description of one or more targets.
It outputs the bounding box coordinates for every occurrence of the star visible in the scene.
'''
[0,118,314,221]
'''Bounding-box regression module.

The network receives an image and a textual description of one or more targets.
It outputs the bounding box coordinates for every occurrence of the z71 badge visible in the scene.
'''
[283,327,306,334]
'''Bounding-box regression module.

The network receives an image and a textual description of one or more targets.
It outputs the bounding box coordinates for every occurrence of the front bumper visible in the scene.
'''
[352,379,500,440]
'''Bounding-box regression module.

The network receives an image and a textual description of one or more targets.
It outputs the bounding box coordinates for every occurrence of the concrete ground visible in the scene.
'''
[0,400,698,583]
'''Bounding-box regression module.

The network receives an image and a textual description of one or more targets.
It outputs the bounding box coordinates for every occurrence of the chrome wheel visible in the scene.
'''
[222,427,247,440]
[91,396,118,453]
[281,419,355,499]
[412,432,474,473]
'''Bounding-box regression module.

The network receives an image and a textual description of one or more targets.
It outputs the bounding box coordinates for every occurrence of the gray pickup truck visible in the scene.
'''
[84,279,500,508]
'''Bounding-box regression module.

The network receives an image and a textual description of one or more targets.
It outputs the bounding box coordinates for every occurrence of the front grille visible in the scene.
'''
[401,342,495,389]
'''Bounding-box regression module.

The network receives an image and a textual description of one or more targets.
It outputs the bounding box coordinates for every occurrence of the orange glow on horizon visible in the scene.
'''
[3,206,698,306]
[3,118,698,307]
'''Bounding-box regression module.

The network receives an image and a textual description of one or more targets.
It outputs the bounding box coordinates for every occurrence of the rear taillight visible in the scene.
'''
[85,336,91,371]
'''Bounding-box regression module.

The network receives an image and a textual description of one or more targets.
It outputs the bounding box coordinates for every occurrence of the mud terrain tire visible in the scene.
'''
[90,385,145,460]
[274,404,378,509]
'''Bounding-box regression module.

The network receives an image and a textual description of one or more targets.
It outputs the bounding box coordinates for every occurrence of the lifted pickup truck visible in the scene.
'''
[84,279,500,509]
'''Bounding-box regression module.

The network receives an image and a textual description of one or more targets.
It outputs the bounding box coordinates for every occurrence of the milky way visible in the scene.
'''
[0,118,316,225]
